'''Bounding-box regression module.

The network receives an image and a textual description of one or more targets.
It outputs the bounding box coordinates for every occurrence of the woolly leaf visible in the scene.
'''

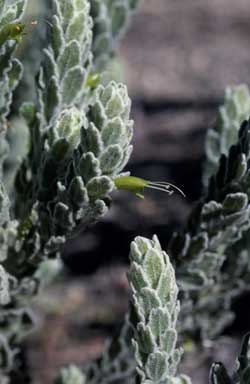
[145,351,168,382]
[87,175,113,198]
[61,66,86,105]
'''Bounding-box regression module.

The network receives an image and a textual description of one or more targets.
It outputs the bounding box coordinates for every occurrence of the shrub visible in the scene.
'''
[1,1,250,383]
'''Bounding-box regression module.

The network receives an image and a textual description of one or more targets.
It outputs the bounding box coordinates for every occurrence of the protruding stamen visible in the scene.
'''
[148,182,186,197]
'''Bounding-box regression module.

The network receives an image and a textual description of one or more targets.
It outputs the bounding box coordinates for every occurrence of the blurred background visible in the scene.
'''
[26,1,250,382]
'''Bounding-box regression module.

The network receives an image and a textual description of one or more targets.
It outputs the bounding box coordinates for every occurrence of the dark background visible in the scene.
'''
[27,1,250,382]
